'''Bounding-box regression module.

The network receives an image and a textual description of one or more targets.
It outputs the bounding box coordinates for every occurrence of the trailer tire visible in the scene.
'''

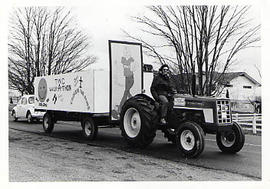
[43,112,54,133]
[216,122,245,153]
[161,128,176,144]
[120,95,158,148]
[176,121,205,158]
[82,117,98,140]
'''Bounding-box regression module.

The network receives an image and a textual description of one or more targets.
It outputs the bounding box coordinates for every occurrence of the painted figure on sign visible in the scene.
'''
[38,78,47,102]
[119,47,135,111]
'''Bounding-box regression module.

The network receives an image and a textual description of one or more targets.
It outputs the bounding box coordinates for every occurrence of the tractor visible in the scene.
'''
[119,90,245,158]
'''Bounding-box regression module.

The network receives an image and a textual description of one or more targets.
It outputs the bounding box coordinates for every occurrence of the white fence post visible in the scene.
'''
[252,113,257,134]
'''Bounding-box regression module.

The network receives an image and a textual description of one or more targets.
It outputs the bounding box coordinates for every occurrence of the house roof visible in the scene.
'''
[219,72,261,86]
[170,71,261,87]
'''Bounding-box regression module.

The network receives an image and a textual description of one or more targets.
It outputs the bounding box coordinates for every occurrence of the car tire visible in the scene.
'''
[43,112,54,133]
[216,122,245,153]
[12,110,18,122]
[26,111,33,123]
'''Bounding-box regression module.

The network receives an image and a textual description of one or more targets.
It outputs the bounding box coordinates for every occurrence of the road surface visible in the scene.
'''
[9,118,261,181]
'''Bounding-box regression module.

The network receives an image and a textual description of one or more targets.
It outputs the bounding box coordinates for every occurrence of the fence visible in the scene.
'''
[232,113,262,134]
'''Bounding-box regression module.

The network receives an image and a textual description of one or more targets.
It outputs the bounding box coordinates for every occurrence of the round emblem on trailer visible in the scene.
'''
[38,78,47,102]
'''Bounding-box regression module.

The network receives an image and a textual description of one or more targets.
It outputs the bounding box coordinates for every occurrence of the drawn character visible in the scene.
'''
[38,78,47,102]
[119,47,135,112]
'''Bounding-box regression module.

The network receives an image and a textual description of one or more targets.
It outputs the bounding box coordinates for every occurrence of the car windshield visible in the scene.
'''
[28,96,34,104]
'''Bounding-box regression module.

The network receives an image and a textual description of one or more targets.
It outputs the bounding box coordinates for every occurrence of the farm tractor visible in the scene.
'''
[120,91,245,158]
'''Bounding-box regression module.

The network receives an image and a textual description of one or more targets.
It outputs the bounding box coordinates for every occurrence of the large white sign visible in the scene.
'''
[34,69,109,113]
[109,41,143,120]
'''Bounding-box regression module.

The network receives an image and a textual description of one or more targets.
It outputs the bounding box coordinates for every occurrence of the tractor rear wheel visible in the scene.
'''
[216,122,245,153]
[176,121,205,158]
[120,95,158,148]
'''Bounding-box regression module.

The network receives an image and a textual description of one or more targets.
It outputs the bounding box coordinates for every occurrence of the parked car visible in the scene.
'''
[11,95,45,123]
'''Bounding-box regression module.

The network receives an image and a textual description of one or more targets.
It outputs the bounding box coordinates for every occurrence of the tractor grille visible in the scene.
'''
[216,100,232,124]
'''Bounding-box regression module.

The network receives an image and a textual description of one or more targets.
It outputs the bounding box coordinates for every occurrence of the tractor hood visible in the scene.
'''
[173,94,230,109]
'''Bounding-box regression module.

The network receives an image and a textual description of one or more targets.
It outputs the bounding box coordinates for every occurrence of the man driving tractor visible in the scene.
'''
[150,64,177,125]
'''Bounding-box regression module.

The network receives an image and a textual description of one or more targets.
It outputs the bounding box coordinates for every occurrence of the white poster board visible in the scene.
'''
[34,69,109,113]
[109,40,143,121]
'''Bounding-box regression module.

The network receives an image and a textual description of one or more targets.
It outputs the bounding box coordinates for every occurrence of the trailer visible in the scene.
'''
[34,40,245,158]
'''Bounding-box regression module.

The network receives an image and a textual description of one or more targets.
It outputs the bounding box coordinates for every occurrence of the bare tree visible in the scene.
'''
[125,5,260,96]
[254,63,261,79]
[8,7,96,95]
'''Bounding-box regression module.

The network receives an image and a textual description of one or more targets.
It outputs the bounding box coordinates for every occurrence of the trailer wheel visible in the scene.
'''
[216,122,245,153]
[161,128,176,144]
[82,117,98,140]
[43,112,54,133]
[176,121,205,158]
[120,95,158,148]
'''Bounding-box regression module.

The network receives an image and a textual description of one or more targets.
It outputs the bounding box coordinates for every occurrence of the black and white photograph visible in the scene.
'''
[1,0,269,187]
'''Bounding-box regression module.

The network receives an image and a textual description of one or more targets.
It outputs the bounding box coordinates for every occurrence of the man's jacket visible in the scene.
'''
[150,73,176,101]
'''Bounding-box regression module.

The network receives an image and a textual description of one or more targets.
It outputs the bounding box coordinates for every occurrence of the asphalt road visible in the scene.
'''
[9,118,261,180]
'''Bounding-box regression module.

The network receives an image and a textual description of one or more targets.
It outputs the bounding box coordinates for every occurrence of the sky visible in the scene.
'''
[71,4,262,83]
[72,5,147,69]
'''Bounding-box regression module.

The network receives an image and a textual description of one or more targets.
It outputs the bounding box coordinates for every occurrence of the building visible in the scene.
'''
[217,72,261,112]
[218,72,261,101]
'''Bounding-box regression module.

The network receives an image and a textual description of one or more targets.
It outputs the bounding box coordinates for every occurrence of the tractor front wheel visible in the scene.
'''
[176,121,205,158]
[216,122,245,153]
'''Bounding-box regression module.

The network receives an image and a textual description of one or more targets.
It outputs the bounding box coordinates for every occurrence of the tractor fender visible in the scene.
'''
[134,93,160,109]
[134,94,156,104]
